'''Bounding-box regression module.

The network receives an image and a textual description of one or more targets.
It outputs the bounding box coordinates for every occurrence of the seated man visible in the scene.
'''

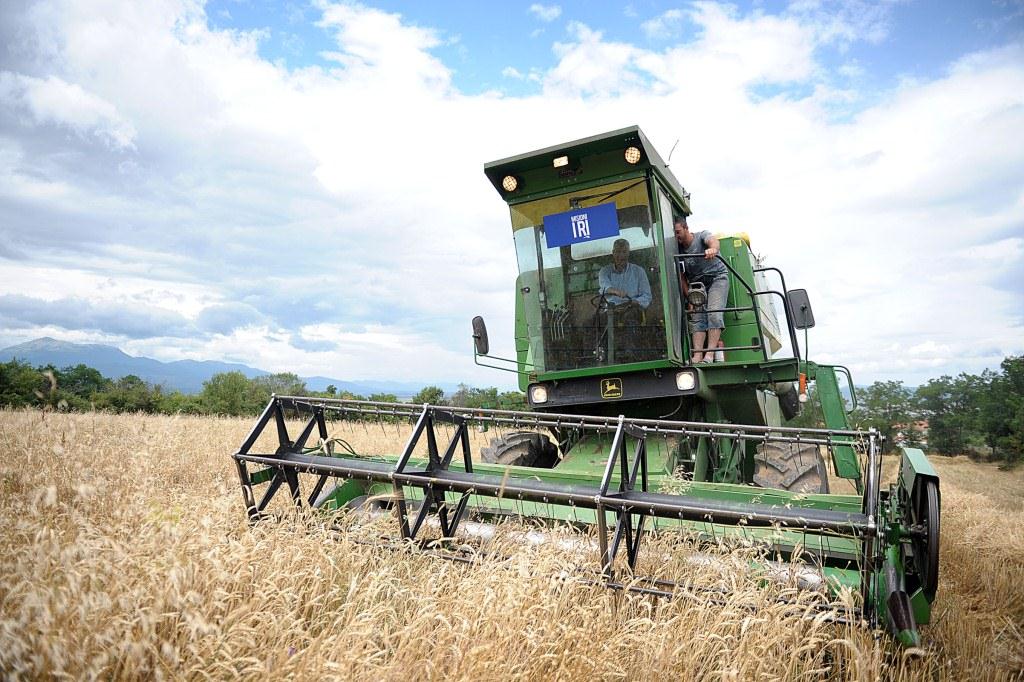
[598,238,652,309]
[673,214,729,363]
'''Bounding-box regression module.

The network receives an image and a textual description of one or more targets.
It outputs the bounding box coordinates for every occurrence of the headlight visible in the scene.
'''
[624,146,642,164]
[529,384,549,404]
[675,370,696,391]
[501,175,519,192]
[686,282,707,307]
[552,155,569,168]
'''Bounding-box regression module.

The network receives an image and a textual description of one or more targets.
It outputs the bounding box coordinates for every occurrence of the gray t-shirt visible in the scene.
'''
[679,230,727,282]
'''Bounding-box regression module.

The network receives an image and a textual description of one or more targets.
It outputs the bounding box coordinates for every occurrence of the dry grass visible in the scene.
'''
[0,410,1021,680]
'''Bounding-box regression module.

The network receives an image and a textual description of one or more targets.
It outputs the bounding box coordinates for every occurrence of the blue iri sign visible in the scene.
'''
[542,202,620,248]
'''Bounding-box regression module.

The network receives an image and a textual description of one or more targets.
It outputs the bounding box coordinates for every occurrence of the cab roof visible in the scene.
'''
[483,125,691,214]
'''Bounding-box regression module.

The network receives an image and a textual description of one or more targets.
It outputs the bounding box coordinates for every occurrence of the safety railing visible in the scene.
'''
[675,253,802,364]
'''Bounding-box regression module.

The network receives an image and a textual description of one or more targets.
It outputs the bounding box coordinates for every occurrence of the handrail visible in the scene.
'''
[831,365,858,412]
[675,253,802,363]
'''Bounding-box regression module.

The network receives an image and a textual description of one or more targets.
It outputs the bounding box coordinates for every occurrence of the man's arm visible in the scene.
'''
[703,233,720,260]
[634,265,652,308]
[598,265,612,295]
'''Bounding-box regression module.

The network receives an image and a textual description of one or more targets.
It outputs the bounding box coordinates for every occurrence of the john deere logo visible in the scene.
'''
[600,378,622,399]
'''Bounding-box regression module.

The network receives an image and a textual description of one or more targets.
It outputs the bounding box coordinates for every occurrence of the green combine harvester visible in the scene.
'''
[233,126,940,647]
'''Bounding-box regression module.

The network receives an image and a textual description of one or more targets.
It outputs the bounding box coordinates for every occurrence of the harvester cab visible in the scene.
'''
[482,128,785,392]
[232,125,941,649]
[476,126,850,491]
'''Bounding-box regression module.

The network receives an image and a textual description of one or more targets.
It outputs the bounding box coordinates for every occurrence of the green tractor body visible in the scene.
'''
[233,126,941,647]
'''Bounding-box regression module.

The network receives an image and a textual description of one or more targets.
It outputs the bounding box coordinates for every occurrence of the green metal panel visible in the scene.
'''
[713,236,773,365]
[317,478,370,511]
[514,273,531,391]
[813,364,861,480]
[530,358,676,383]
[878,543,921,647]
[545,432,677,476]
[249,466,276,485]
[900,447,938,484]
[910,587,932,624]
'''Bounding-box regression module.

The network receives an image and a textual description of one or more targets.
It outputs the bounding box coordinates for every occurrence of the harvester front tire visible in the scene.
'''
[480,432,558,468]
[753,442,829,494]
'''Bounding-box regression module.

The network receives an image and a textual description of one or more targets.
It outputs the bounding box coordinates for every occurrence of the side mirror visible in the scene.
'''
[472,316,489,355]
[787,289,815,330]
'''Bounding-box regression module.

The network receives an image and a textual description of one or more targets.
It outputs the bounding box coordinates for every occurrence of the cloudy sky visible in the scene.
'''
[0,0,1021,389]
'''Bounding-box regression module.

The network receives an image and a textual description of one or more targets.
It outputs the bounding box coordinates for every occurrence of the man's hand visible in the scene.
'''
[703,247,718,260]
[607,287,626,297]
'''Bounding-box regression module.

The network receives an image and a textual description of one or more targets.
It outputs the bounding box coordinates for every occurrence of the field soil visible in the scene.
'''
[1,411,1022,680]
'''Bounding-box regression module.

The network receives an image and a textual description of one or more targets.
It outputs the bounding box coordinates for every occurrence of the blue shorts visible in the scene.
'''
[689,274,729,332]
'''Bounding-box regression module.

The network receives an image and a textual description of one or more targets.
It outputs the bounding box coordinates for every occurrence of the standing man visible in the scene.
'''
[598,238,652,308]
[674,214,729,363]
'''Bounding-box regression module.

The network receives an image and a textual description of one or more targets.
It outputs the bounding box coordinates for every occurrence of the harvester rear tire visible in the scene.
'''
[480,432,558,468]
[753,442,829,494]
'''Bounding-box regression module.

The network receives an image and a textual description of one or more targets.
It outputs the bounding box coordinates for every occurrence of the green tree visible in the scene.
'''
[93,375,162,413]
[0,359,47,407]
[252,373,307,400]
[495,390,527,411]
[158,391,203,414]
[449,383,496,409]
[979,356,1024,464]
[200,371,264,416]
[915,373,982,455]
[411,385,446,405]
[53,363,112,410]
[57,364,110,399]
[851,380,915,453]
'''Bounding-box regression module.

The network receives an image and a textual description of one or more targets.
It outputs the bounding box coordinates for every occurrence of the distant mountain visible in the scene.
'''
[1,338,270,394]
[0,338,462,398]
[302,375,464,399]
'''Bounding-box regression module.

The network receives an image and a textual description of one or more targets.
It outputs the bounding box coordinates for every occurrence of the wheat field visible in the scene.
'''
[1,410,1021,680]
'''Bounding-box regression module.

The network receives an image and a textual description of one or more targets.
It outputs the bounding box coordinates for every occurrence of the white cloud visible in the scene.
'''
[544,22,649,97]
[641,9,685,40]
[0,0,1020,390]
[528,4,562,22]
[788,0,895,47]
[316,0,451,92]
[501,66,525,79]
[0,73,137,149]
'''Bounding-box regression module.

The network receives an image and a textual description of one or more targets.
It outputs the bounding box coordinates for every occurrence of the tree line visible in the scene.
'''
[0,360,526,417]
[788,355,1022,464]
[2,356,1020,464]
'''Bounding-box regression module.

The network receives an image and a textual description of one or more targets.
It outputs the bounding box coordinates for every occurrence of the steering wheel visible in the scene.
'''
[591,293,636,310]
